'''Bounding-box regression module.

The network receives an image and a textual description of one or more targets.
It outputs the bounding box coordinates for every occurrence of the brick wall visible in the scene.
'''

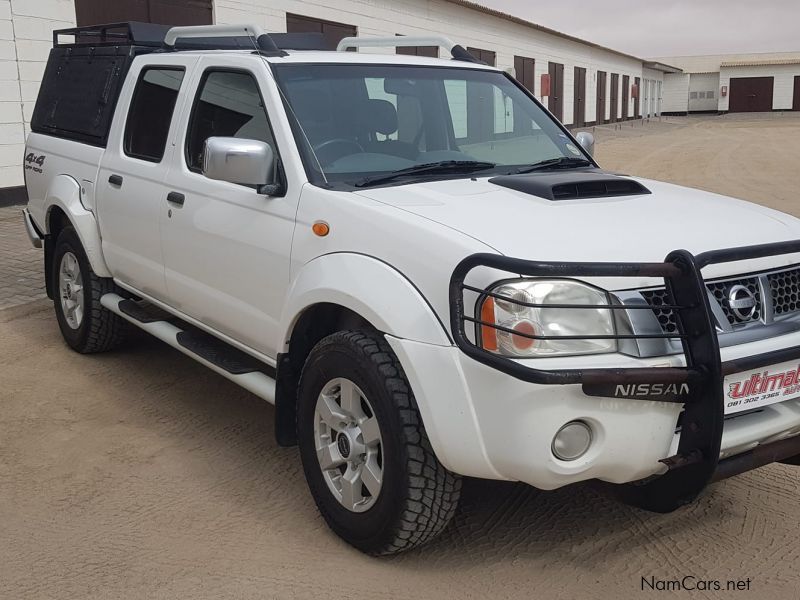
[0,0,75,189]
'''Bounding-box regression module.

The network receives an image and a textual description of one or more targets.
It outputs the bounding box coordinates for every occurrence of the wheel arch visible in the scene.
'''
[42,175,111,299]
[273,253,452,446]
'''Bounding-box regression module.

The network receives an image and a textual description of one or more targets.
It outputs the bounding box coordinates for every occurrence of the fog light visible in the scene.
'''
[551,421,593,461]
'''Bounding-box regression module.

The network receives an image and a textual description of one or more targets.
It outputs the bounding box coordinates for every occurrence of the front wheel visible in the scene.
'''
[297,330,461,555]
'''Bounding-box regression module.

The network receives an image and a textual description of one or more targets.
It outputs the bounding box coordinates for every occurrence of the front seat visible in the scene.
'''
[360,99,419,161]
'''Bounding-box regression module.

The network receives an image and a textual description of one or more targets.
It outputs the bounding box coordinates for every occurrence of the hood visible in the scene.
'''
[355,175,800,284]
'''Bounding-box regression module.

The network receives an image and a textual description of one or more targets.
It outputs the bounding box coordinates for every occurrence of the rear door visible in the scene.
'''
[96,54,197,299]
[160,54,300,357]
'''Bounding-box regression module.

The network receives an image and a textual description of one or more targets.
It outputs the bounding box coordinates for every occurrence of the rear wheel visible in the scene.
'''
[52,226,127,353]
[297,330,461,555]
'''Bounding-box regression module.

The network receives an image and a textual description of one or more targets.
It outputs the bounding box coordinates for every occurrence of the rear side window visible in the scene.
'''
[124,67,185,162]
[185,69,276,173]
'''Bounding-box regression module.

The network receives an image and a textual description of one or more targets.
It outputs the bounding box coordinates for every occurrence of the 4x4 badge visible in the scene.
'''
[727,284,757,320]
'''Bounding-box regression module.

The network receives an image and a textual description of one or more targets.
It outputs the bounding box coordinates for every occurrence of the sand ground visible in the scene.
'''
[2,114,800,599]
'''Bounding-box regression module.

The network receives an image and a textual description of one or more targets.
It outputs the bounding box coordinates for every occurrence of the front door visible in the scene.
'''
[596,70,607,123]
[548,62,564,121]
[160,56,299,357]
[573,66,586,127]
[97,56,196,299]
[609,73,619,122]
[622,75,630,120]
[793,76,800,111]
[729,77,774,112]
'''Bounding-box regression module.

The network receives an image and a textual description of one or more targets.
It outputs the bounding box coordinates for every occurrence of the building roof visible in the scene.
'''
[443,0,649,64]
[652,51,800,73]
[643,60,683,73]
[720,58,800,67]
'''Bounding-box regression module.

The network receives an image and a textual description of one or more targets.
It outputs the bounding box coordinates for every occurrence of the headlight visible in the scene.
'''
[478,279,616,357]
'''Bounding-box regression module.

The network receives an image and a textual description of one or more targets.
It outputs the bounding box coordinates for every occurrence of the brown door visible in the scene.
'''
[467,47,497,67]
[514,56,535,93]
[621,75,630,120]
[609,73,619,122]
[728,77,774,112]
[75,0,212,26]
[596,70,607,123]
[286,13,357,50]
[793,76,800,111]
[634,76,641,118]
[548,62,564,121]
[573,66,586,127]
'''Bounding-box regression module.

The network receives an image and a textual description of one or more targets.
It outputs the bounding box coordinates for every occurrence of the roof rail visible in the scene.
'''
[336,35,482,63]
[163,24,286,55]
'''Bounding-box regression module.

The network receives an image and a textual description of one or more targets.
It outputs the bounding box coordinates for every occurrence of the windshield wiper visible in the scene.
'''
[515,156,592,174]
[354,160,496,188]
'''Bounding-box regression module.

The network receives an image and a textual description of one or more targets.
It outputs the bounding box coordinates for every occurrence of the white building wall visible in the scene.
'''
[688,72,720,112]
[662,72,690,113]
[641,67,665,118]
[719,64,800,111]
[215,0,647,126]
[0,0,75,188]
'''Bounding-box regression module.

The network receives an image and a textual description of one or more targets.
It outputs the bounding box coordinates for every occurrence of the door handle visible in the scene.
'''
[166,191,185,206]
[108,174,123,187]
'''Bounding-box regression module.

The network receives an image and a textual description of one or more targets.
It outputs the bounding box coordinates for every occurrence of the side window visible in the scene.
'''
[124,67,185,162]
[186,70,276,173]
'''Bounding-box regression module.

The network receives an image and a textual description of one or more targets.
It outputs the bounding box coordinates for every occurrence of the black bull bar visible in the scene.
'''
[449,241,800,512]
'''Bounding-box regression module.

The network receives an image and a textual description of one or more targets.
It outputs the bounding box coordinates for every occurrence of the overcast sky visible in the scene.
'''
[477,0,800,57]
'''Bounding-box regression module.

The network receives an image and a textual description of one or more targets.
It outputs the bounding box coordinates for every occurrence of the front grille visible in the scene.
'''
[707,276,761,324]
[642,274,768,334]
[641,289,680,334]
[768,267,800,315]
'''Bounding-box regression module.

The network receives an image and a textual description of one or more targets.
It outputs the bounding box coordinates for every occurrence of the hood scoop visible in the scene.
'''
[488,171,651,201]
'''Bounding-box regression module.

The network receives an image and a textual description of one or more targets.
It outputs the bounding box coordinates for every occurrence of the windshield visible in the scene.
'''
[272,63,590,186]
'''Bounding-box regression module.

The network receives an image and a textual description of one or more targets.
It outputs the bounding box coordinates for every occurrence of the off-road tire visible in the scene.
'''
[52,226,128,353]
[297,330,461,555]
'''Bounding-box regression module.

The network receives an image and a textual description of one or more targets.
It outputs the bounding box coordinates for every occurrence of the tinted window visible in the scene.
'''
[186,70,276,172]
[124,68,184,162]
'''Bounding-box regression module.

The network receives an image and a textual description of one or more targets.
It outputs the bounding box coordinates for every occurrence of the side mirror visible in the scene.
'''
[575,131,595,157]
[202,137,275,190]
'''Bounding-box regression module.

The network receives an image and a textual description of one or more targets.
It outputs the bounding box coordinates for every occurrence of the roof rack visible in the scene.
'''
[336,35,482,63]
[53,22,170,48]
[52,22,288,56]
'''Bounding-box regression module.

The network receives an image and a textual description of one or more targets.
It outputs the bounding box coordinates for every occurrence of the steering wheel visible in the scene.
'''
[313,138,364,167]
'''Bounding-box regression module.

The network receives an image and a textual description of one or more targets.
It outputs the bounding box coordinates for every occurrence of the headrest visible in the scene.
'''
[362,99,398,135]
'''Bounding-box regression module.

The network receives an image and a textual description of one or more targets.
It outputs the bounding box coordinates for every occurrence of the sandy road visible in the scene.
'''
[2,115,800,599]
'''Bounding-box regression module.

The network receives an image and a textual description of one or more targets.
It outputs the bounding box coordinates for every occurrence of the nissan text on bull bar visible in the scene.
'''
[21,22,800,555]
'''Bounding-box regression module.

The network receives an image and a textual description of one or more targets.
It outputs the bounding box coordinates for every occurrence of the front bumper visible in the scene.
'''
[22,208,43,248]
[420,240,800,511]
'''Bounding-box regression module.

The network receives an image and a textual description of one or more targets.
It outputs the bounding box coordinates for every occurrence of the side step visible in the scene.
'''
[101,293,276,404]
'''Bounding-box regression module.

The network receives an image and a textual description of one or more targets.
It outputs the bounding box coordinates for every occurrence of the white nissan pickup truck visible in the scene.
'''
[22,22,800,555]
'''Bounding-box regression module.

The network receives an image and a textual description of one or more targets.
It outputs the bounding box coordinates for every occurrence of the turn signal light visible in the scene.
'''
[312,221,330,237]
[480,297,498,351]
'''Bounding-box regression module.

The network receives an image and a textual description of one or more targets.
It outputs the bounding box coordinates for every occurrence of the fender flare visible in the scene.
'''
[278,252,451,349]
[44,174,112,278]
